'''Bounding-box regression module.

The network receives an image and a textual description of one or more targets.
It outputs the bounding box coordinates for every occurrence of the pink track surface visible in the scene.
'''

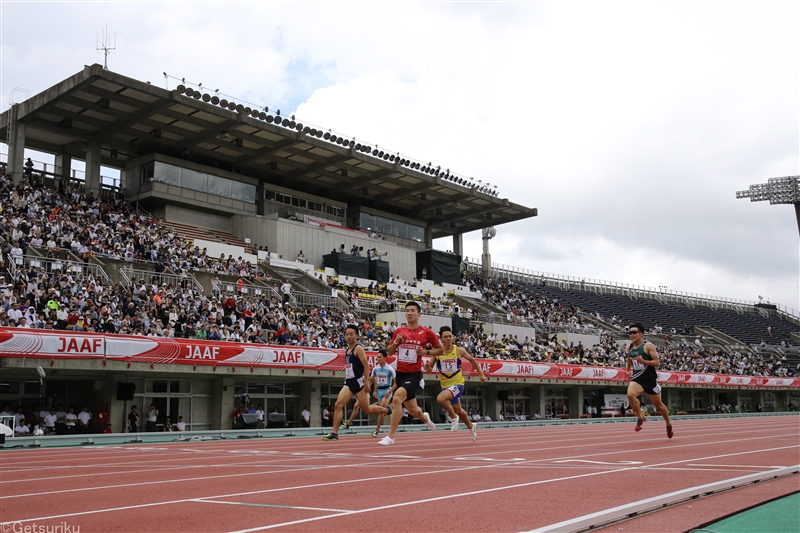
[1,416,798,533]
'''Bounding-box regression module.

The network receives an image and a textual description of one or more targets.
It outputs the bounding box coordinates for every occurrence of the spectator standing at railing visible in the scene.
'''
[281,279,292,304]
[145,404,159,432]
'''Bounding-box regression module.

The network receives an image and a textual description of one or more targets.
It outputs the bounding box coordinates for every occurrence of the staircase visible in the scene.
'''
[160,220,249,249]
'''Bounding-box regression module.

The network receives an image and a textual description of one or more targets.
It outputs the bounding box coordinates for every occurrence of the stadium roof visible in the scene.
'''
[0,64,537,239]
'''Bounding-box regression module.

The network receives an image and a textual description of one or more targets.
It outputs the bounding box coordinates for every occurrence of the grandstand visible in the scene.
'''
[468,260,799,348]
[0,65,798,434]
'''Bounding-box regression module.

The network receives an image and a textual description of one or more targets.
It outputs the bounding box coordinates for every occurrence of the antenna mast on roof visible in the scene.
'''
[96,24,116,70]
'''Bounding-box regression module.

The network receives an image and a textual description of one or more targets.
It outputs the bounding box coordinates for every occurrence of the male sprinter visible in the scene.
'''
[371,349,396,437]
[322,325,391,441]
[378,301,442,446]
[626,322,674,439]
[424,326,486,442]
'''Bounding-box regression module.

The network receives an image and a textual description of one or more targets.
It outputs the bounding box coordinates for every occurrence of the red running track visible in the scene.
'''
[1,416,798,533]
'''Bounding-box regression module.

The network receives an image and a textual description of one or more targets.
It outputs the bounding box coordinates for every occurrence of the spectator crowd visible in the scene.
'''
[0,170,795,381]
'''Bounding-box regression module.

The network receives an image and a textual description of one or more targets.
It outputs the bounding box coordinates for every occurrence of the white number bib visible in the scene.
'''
[440,359,458,373]
[345,363,355,379]
[398,347,417,363]
[377,374,389,386]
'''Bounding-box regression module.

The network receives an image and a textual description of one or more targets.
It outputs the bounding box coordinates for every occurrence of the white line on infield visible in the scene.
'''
[520,465,800,533]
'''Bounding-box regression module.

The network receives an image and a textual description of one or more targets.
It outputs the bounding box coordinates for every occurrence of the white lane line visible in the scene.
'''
[0,460,512,524]
[522,465,800,533]
[645,445,800,468]
[688,463,788,469]
[4,434,797,524]
[5,432,796,499]
[225,467,636,533]
[1,417,788,467]
[553,460,642,465]
[191,499,353,513]
[0,456,412,500]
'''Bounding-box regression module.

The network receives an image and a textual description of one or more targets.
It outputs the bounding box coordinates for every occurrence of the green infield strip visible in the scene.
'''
[699,492,800,533]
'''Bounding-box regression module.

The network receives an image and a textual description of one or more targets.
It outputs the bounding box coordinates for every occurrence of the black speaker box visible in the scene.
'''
[116,382,136,401]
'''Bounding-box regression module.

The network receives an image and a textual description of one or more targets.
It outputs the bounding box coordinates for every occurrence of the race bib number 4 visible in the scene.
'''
[398,347,417,363]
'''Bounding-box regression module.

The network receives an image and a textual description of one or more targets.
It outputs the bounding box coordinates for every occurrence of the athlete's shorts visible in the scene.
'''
[633,375,661,396]
[395,371,424,401]
[345,377,365,395]
[377,387,393,401]
[443,384,465,405]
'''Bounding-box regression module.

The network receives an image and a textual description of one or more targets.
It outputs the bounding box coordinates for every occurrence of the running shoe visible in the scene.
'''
[386,405,393,416]
[470,424,478,442]
[321,432,339,441]
[340,422,350,429]
[635,417,645,432]
[377,436,394,446]
[371,430,379,437]
[666,425,674,439]
[423,412,436,431]
[450,417,459,432]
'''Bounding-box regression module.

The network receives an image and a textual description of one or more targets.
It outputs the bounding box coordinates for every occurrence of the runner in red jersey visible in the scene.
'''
[378,301,442,446]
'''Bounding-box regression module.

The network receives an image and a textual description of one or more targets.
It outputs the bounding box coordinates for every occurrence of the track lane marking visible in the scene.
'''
[3,432,796,500]
[191,499,353,513]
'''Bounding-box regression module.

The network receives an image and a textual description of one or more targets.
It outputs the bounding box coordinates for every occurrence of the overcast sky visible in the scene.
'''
[2,2,798,311]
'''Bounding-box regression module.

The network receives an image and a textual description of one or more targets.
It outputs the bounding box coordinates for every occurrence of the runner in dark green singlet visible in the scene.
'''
[626,322,674,439]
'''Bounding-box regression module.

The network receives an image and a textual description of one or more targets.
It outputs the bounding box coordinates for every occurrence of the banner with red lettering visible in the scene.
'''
[1,329,798,388]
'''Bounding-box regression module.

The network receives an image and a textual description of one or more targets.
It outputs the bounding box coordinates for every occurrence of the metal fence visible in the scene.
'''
[119,267,204,294]
[466,259,799,320]
[12,254,111,285]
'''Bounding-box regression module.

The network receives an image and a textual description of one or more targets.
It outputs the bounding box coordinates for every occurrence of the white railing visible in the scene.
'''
[16,254,110,285]
[217,280,271,298]
[6,253,18,280]
[294,291,347,312]
[120,267,204,294]
[465,259,799,320]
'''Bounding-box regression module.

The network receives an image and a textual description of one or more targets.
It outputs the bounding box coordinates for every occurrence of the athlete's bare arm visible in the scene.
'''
[418,343,443,358]
[423,352,439,372]
[386,333,404,356]
[458,347,486,383]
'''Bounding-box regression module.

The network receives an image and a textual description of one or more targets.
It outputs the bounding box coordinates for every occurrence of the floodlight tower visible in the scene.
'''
[736,176,800,237]
[481,226,496,276]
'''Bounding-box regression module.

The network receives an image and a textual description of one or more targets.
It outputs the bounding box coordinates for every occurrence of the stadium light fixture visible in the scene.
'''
[736,176,800,236]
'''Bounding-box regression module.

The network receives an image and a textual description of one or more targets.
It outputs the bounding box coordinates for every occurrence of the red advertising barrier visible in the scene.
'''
[1,329,798,388]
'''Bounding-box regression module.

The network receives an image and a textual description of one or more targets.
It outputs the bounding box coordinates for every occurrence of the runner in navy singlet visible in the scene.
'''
[322,324,391,441]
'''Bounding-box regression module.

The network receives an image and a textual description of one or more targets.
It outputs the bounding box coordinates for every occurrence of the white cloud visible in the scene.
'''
[2,1,798,311]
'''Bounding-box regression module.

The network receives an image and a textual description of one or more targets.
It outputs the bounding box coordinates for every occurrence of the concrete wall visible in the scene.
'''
[230,213,278,254]
[165,205,231,232]
[565,332,601,348]
[230,216,419,280]
[194,239,257,265]
[485,323,537,342]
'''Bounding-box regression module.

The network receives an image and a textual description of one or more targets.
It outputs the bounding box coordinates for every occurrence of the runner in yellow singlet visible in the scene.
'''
[423,326,485,442]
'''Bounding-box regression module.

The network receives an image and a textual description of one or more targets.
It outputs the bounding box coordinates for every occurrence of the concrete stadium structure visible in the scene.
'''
[1,65,798,434]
